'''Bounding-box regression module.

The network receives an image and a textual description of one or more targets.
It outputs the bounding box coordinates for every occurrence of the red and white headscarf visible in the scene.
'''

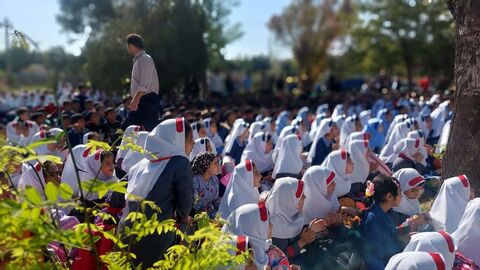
[321,148,352,197]
[18,162,47,197]
[430,175,471,233]
[452,198,480,265]
[126,119,186,200]
[307,118,334,164]
[347,140,370,184]
[218,159,259,219]
[385,251,446,270]
[404,231,456,269]
[267,177,305,239]
[393,168,424,216]
[272,134,303,179]
[81,149,118,200]
[241,132,274,173]
[116,125,141,162]
[302,166,339,224]
[121,131,149,172]
[380,121,412,162]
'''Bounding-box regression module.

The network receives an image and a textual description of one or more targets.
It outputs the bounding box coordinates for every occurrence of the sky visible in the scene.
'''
[0,0,292,59]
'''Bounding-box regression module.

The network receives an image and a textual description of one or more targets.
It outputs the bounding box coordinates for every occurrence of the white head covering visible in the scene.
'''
[452,198,480,265]
[380,121,413,162]
[359,110,371,128]
[203,118,224,149]
[126,118,187,200]
[189,137,217,161]
[248,121,266,142]
[436,119,451,154]
[223,119,248,155]
[81,149,118,200]
[416,115,431,137]
[392,168,424,216]
[321,148,351,197]
[303,166,339,224]
[347,140,370,184]
[404,231,456,270]
[267,177,305,239]
[218,160,259,219]
[30,128,65,157]
[121,131,149,172]
[307,118,334,163]
[395,138,423,163]
[9,120,40,146]
[385,251,446,270]
[191,122,200,140]
[430,100,450,138]
[83,132,94,144]
[309,113,327,138]
[272,125,298,163]
[333,114,347,131]
[222,203,270,269]
[241,132,273,173]
[272,134,303,179]
[344,131,370,149]
[331,104,344,119]
[116,125,141,162]
[385,114,408,144]
[61,144,91,196]
[430,175,471,233]
[18,162,47,197]
[340,115,357,148]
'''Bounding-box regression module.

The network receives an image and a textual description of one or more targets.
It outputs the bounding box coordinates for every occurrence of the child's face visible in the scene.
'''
[100,155,115,177]
[20,112,30,122]
[297,194,306,211]
[210,122,218,135]
[44,163,60,185]
[404,186,423,200]
[345,157,354,175]
[198,127,207,138]
[252,166,262,188]
[107,111,116,122]
[76,119,86,129]
[265,140,273,154]
[327,181,336,195]
[206,158,220,176]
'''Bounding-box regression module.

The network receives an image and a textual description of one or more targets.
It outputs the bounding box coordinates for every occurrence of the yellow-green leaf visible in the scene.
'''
[45,182,59,202]
[24,187,43,205]
[59,183,74,199]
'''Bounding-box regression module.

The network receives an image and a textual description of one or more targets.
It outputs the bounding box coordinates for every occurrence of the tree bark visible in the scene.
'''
[442,0,480,192]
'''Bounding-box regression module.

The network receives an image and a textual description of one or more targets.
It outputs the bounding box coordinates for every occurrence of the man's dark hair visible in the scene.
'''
[126,33,144,49]
[71,113,84,123]
[17,107,28,116]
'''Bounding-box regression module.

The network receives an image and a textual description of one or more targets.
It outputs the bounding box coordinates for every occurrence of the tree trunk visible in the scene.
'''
[442,1,480,193]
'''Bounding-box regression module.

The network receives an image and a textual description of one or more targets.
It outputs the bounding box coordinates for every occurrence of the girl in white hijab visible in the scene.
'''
[18,161,61,198]
[302,166,340,225]
[267,177,326,259]
[272,125,298,163]
[188,137,217,161]
[347,140,370,186]
[307,118,335,164]
[272,134,303,179]
[222,119,250,164]
[222,203,270,269]
[343,130,371,149]
[241,132,274,173]
[30,128,67,160]
[340,115,361,148]
[116,125,142,168]
[430,175,472,233]
[80,149,118,201]
[121,131,149,172]
[404,231,456,269]
[392,168,426,224]
[309,113,327,138]
[385,251,446,270]
[385,114,408,143]
[391,138,426,174]
[452,198,480,265]
[380,121,413,163]
[321,148,354,197]
[218,159,262,219]
[203,118,224,151]
[248,121,266,142]
[359,110,371,128]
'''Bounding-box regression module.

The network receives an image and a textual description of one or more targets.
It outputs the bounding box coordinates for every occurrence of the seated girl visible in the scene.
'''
[429,174,473,233]
[272,134,303,179]
[360,175,404,270]
[347,140,370,197]
[203,118,224,154]
[18,160,61,197]
[267,177,326,260]
[218,159,262,220]
[403,231,456,269]
[307,118,338,166]
[223,120,250,164]
[190,152,220,218]
[191,121,208,140]
[385,251,446,270]
[363,118,385,154]
[189,137,217,161]
[321,148,354,197]
[390,168,429,232]
[391,138,426,174]
[241,132,275,192]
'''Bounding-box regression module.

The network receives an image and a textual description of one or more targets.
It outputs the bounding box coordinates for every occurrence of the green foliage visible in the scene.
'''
[0,129,246,269]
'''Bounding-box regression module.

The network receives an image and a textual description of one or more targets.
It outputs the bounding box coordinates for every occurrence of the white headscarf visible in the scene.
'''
[452,198,480,265]
[347,140,369,184]
[344,131,370,149]
[81,149,118,200]
[430,175,471,233]
[203,118,224,149]
[241,132,274,173]
[126,118,187,200]
[331,104,344,119]
[272,125,298,163]
[121,131,149,172]
[248,121,266,142]
[359,110,371,128]
[321,148,351,197]
[272,134,303,179]
[222,203,270,269]
[416,115,431,138]
[18,162,47,197]
[339,115,357,148]
[303,166,339,224]
[391,138,423,165]
[430,100,450,138]
[267,177,305,239]
[436,119,451,154]
[8,120,40,146]
[83,132,94,145]
[61,144,91,196]
[309,113,327,138]
[307,118,334,164]
[385,251,446,270]
[407,131,428,165]
[385,114,408,144]
[223,119,248,155]
[380,121,413,162]
[116,125,141,162]
[218,160,259,219]
[333,114,346,131]
[30,128,66,159]
[189,137,217,161]
[404,231,456,270]
[393,168,424,216]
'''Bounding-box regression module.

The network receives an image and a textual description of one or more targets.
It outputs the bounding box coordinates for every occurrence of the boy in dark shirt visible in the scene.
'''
[68,114,87,148]
[103,107,122,144]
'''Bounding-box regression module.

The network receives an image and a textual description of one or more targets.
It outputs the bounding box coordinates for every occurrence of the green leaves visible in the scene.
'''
[24,187,43,205]
[44,182,59,203]
[59,183,74,200]
[81,179,127,199]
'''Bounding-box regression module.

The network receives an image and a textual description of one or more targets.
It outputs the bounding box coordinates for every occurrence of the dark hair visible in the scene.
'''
[17,107,28,115]
[71,113,84,123]
[100,150,114,163]
[184,121,192,139]
[126,33,144,49]
[372,174,400,203]
[87,132,99,141]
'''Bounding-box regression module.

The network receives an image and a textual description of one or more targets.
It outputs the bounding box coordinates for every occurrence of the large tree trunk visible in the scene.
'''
[442,1,480,192]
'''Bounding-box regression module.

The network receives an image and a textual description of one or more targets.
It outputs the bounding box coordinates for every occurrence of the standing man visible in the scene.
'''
[122,33,160,132]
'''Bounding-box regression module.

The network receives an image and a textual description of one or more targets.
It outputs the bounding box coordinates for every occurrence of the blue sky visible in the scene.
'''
[0,0,292,59]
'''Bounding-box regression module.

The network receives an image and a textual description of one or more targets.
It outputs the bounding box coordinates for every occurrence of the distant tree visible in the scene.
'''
[442,0,480,192]
[268,0,353,92]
